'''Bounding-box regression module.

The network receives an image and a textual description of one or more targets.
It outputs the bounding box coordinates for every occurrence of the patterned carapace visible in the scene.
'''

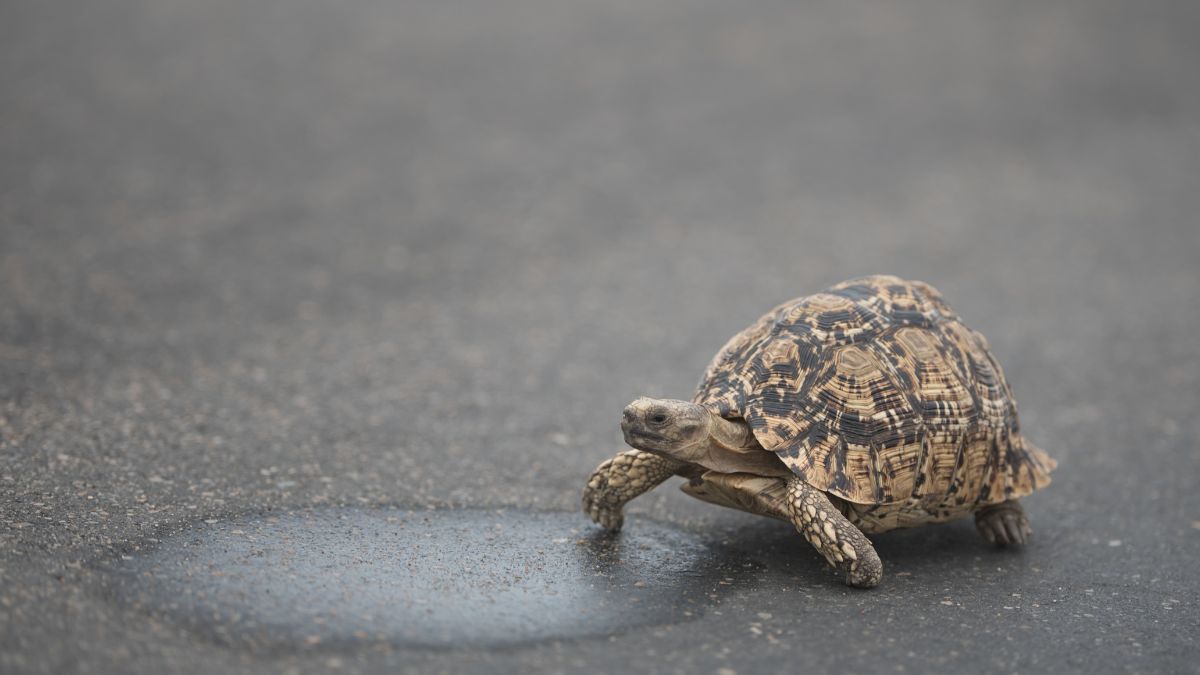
[694,275,1056,509]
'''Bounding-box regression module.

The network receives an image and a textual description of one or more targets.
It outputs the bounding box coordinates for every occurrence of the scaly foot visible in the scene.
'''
[785,477,883,588]
[975,499,1031,546]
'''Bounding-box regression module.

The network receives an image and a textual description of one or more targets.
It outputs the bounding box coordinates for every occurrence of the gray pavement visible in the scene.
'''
[2,0,1200,673]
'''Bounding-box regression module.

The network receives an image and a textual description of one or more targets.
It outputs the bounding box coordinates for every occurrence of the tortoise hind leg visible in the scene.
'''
[974,499,1032,546]
[582,450,683,531]
[785,477,883,588]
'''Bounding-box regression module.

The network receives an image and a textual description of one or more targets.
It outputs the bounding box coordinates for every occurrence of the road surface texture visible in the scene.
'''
[2,1,1199,673]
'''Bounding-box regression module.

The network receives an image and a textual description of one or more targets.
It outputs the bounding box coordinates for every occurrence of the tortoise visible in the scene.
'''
[582,275,1056,588]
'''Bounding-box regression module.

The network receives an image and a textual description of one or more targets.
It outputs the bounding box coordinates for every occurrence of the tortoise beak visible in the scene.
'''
[620,401,646,433]
[621,406,637,427]
[621,406,664,447]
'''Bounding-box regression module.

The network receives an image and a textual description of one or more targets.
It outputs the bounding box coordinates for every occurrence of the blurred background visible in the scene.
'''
[2,1,1198,673]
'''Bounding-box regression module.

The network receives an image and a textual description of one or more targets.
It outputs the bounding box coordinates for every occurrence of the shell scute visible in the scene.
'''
[775,291,891,345]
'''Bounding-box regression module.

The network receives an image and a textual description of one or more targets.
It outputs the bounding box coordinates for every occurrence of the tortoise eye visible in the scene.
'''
[651,413,668,424]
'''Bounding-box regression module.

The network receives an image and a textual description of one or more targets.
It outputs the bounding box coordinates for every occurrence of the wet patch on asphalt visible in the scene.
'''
[95,507,752,649]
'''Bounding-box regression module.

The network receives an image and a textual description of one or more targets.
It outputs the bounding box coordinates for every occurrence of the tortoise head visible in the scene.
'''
[621,398,710,461]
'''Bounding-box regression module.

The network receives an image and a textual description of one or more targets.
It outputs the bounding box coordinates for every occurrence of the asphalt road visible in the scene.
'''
[3,1,1199,673]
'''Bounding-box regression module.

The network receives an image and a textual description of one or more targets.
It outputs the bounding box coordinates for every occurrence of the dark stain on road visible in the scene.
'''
[94,507,754,650]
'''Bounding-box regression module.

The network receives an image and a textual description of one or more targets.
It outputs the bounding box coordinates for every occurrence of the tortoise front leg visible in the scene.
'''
[785,477,883,588]
[582,450,683,531]
[975,499,1032,546]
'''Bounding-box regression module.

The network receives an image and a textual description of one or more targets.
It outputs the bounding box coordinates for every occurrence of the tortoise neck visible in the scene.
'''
[706,411,758,451]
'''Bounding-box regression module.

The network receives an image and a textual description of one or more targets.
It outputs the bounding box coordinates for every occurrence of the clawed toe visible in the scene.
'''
[975,502,1032,547]
[1002,512,1030,545]
[843,550,884,589]
[583,493,625,531]
[595,508,624,532]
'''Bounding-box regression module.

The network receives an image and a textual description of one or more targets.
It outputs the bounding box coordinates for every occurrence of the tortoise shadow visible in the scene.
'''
[705,515,1035,589]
